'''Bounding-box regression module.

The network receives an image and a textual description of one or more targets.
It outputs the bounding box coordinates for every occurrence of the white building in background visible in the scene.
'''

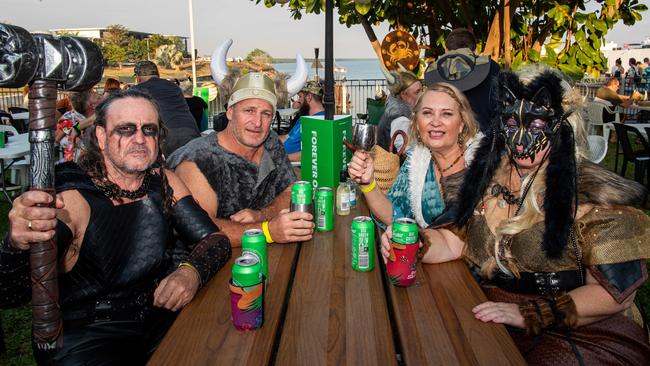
[601,35,650,73]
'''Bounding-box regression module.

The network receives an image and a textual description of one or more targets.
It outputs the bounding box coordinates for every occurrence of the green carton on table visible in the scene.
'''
[300,115,352,189]
[193,86,210,132]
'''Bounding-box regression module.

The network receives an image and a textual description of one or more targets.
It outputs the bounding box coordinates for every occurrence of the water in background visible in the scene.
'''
[273,59,384,80]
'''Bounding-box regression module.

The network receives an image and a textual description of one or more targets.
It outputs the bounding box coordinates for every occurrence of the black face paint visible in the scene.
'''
[110,123,159,138]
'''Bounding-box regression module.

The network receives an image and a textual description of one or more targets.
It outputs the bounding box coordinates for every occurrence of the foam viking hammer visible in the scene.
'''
[0,23,102,351]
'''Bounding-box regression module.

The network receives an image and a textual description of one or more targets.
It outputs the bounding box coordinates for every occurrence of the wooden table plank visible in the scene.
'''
[276,201,397,365]
[424,261,525,365]
[148,244,298,365]
[386,258,526,365]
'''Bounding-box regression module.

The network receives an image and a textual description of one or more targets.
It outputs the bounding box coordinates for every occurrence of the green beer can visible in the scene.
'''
[290,181,313,214]
[242,229,268,280]
[315,187,334,231]
[232,253,263,287]
[392,218,418,245]
[351,216,375,271]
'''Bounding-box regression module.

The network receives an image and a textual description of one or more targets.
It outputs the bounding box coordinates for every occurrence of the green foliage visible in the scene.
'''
[103,44,128,67]
[251,0,646,76]
[155,44,184,69]
[245,48,273,64]
[127,38,148,61]
[102,24,130,48]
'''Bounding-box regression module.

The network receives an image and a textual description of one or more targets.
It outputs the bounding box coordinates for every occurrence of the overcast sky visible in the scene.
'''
[3,0,649,59]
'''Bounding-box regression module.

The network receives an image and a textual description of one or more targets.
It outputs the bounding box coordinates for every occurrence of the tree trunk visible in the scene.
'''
[484,12,501,61]
[357,13,383,62]
[503,0,512,67]
[532,22,555,53]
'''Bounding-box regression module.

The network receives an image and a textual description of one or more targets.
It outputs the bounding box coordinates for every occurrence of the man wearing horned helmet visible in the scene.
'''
[167,40,312,247]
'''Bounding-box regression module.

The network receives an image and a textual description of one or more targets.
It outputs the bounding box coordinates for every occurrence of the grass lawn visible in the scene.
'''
[0,142,648,365]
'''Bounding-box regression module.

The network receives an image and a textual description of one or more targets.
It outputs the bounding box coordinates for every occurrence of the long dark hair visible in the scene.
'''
[78,89,174,214]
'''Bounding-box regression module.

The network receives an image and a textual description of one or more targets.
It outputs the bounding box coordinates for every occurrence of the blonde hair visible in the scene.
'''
[408,83,479,148]
[488,65,589,276]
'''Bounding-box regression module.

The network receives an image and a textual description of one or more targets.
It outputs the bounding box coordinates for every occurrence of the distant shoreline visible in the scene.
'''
[272,58,376,64]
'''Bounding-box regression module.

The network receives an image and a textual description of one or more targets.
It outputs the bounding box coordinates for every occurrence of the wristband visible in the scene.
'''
[74,123,81,133]
[262,221,274,243]
[178,261,201,285]
[360,180,377,193]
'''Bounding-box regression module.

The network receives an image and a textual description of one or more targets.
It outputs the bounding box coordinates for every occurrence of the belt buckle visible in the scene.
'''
[534,272,560,295]
[94,300,112,322]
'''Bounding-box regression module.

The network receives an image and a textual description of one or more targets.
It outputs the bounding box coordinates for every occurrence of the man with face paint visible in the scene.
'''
[1,89,231,364]
[168,73,314,247]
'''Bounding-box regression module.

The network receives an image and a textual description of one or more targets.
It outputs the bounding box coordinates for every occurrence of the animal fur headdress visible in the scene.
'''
[433,69,577,259]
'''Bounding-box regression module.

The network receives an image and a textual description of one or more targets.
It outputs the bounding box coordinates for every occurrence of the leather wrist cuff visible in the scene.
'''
[172,196,219,244]
[185,232,232,287]
[519,293,578,336]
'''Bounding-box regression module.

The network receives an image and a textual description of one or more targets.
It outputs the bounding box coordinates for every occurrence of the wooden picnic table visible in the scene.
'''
[149,199,525,365]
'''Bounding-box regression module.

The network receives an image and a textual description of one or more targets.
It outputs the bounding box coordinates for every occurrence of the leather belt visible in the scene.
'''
[489,270,583,295]
[62,292,153,327]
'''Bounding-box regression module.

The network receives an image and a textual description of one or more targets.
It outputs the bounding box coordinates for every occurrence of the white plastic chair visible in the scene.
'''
[585,101,616,142]
[0,125,29,192]
[587,135,608,164]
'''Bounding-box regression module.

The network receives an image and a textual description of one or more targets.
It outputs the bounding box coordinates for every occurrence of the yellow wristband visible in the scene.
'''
[262,221,274,243]
[360,180,377,193]
[178,261,202,285]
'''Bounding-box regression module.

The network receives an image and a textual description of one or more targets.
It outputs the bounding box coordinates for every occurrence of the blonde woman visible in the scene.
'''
[380,68,650,364]
[348,83,480,228]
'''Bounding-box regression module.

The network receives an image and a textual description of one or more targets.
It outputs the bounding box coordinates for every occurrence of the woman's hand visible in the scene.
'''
[379,226,392,264]
[348,150,374,185]
[472,301,525,329]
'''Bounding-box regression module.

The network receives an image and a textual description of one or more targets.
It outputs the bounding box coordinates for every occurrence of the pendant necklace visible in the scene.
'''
[433,150,465,174]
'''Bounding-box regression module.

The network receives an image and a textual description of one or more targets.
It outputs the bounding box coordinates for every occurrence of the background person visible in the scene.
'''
[376,70,422,153]
[131,60,200,156]
[180,79,208,132]
[281,80,325,162]
[349,83,480,229]
[424,28,500,133]
[103,78,121,96]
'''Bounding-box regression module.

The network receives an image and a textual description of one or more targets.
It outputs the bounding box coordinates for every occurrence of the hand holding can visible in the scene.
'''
[290,181,313,215]
[386,218,418,287]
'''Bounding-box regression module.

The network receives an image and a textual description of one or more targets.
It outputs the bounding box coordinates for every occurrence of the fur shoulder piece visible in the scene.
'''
[577,160,647,206]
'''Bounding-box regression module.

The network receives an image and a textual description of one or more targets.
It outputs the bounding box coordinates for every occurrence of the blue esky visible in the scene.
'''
[3,0,649,59]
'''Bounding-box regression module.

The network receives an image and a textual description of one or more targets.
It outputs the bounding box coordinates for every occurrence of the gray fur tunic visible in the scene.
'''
[167,131,296,219]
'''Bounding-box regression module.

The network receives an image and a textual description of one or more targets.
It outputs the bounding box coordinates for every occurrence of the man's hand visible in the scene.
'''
[8,191,65,250]
[472,301,525,329]
[153,266,200,312]
[230,209,263,224]
[268,208,314,243]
